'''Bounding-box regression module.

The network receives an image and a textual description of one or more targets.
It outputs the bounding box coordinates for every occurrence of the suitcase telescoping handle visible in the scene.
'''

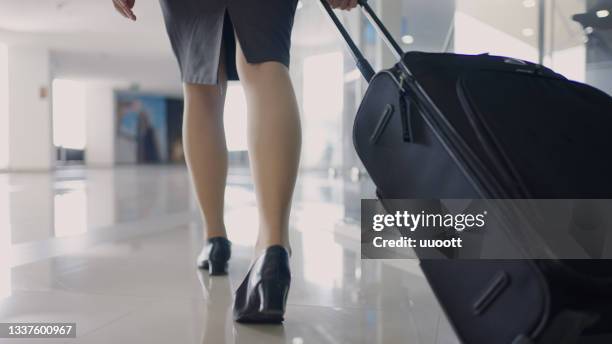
[320,0,405,82]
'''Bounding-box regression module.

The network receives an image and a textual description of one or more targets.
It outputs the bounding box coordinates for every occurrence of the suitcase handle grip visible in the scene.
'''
[320,0,405,82]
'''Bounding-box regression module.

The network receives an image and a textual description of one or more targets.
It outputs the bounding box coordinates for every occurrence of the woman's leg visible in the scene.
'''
[235,42,302,255]
[182,61,229,240]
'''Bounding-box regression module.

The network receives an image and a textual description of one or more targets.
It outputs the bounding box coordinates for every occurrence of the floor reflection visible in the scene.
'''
[300,231,344,289]
[8,166,194,246]
[1,166,459,343]
[196,271,236,344]
[54,183,88,238]
[233,324,288,344]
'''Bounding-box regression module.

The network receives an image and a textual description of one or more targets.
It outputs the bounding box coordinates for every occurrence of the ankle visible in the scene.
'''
[255,239,291,257]
[205,227,228,241]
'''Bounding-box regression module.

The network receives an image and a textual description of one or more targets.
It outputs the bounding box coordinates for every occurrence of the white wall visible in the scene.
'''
[52,79,87,150]
[7,45,53,171]
[0,43,8,170]
[51,51,182,97]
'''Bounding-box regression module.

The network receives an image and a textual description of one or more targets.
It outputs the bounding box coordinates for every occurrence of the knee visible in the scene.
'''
[235,59,288,87]
[184,82,221,96]
[183,82,225,107]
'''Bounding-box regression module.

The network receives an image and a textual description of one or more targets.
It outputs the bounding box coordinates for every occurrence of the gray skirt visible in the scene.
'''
[159,0,299,85]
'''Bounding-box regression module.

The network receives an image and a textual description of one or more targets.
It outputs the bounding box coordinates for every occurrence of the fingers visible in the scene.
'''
[113,3,129,19]
[328,0,358,10]
[327,0,341,9]
[113,0,137,21]
[340,0,358,10]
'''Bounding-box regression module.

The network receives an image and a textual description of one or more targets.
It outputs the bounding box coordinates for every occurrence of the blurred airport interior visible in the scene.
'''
[1,0,611,173]
[1,0,612,343]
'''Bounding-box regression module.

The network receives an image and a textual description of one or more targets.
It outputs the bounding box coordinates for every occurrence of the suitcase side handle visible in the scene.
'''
[319,0,406,82]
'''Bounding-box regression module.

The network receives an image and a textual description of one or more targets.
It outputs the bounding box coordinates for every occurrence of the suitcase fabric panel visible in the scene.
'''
[421,260,549,344]
[401,52,563,198]
[353,72,480,199]
[458,70,612,199]
[458,71,612,282]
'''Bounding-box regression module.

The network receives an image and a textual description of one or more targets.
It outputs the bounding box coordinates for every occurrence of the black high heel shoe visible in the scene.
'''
[233,245,291,323]
[197,237,231,275]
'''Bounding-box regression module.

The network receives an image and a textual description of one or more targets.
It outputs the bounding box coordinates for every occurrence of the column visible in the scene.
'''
[85,83,116,167]
[6,45,53,171]
[0,43,8,170]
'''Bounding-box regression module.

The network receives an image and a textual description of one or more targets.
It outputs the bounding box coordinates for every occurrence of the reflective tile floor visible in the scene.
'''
[0,166,458,343]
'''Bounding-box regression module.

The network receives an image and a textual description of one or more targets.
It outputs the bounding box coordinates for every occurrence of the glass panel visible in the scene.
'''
[454,0,540,62]
[362,0,612,94]
[551,0,612,95]
[302,51,344,170]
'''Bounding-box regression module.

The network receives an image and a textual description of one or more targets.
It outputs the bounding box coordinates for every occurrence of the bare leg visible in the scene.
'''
[235,41,302,255]
[183,60,229,240]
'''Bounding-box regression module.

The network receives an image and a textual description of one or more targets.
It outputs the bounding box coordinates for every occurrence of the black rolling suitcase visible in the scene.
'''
[321,0,612,343]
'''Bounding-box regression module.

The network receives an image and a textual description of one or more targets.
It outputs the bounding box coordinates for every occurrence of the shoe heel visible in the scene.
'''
[257,281,289,316]
[208,260,228,276]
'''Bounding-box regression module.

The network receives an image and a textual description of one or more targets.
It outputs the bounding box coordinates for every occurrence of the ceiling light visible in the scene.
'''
[522,0,536,8]
[585,26,594,34]
[596,9,609,18]
[522,28,535,37]
[401,35,414,45]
